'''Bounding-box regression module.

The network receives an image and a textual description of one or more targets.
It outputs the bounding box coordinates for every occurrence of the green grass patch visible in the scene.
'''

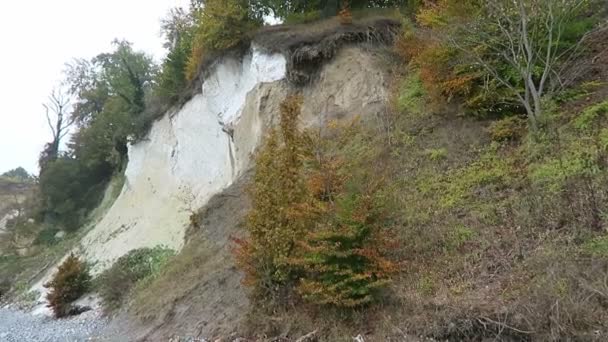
[445,225,477,251]
[583,236,608,257]
[440,148,514,208]
[425,148,448,161]
[397,70,425,116]
[96,246,174,312]
[574,100,608,131]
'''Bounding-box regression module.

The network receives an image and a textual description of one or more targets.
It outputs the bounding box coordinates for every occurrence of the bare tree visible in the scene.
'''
[42,88,74,163]
[451,0,591,130]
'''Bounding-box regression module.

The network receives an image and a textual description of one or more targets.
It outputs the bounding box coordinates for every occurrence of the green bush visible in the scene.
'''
[583,236,608,257]
[426,148,448,161]
[39,157,110,231]
[488,116,527,142]
[44,254,91,318]
[34,227,61,246]
[284,10,322,24]
[574,100,608,131]
[397,70,425,115]
[293,190,397,307]
[96,247,174,311]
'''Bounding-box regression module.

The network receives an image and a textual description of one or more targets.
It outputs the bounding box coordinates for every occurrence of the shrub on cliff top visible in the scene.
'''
[44,254,91,318]
[186,0,261,81]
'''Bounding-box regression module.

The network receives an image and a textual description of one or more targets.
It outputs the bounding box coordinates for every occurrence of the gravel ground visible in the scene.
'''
[0,307,109,342]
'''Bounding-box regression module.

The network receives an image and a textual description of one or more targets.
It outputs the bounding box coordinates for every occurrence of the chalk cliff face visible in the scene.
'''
[80,47,287,270]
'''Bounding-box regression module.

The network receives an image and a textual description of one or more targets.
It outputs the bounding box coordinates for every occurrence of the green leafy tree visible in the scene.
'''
[64,40,158,169]
[66,40,157,131]
[251,0,407,19]
[156,3,200,101]
[38,42,158,231]
[446,0,593,129]
[1,167,32,182]
[294,190,396,307]
[38,157,108,231]
[93,40,157,119]
[289,125,397,307]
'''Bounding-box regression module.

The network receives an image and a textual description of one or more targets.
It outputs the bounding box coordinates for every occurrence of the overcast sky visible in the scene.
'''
[0,0,189,175]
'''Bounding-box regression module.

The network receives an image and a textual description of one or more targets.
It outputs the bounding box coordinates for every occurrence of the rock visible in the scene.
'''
[54,231,66,240]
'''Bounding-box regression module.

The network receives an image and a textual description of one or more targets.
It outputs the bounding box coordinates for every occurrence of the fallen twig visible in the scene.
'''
[295,329,318,342]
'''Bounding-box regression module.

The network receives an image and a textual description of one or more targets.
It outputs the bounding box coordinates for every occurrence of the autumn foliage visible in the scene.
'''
[338,1,353,25]
[292,172,397,306]
[395,0,513,116]
[234,95,312,296]
[185,0,259,81]
[44,254,91,318]
[235,96,397,307]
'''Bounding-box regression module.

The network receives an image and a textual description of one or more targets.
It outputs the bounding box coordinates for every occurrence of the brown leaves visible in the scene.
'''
[44,254,91,318]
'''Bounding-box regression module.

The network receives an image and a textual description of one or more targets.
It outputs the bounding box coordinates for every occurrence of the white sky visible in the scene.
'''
[0,0,189,175]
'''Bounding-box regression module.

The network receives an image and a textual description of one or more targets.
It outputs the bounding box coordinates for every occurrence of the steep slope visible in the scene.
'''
[103,45,393,341]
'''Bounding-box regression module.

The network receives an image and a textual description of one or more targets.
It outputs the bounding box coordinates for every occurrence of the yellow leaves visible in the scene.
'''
[416,1,449,28]
[235,95,312,293]
[235,95,398,306]
[185,43,205,82]
[441,74,475,98]
[185,0,259,82]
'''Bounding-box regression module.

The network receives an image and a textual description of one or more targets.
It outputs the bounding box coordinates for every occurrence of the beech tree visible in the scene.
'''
[450,0,591,129]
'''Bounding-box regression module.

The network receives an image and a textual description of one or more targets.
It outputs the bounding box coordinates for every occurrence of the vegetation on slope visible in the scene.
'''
[96,247,174,312]
[99,1,608,340]
[235,96,397,307]
[44,254,91,318]
[233,1,608,340]
[3,0,608,340]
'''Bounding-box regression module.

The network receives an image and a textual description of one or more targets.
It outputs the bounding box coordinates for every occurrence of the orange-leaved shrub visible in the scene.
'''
[44,254,91,318]
[395,0,515,117]
[234,95,313,298]
[291,142,397,307]
[338,0,353,25]
[235,97,397,307]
